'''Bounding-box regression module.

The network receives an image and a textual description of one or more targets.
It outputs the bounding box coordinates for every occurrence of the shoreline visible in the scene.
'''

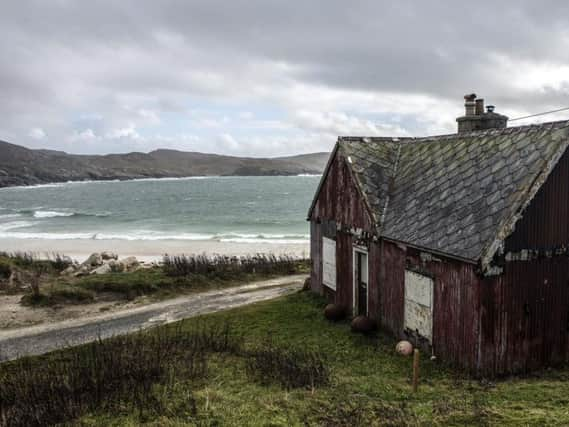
[0,237,309,263]
[0,173,322,191]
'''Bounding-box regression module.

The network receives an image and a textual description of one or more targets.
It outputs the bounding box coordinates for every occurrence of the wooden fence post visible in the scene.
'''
[412,349,420,393]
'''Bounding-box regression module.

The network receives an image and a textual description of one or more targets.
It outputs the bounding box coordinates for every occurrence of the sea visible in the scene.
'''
[0,176,320,245]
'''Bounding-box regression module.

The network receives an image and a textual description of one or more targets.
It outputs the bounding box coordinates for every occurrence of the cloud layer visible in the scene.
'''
[2,1,569,156]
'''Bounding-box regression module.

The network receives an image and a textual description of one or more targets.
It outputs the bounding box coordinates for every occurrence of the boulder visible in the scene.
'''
[350,315,376,333]
[91,263,113,275]
[101,251,118,261]
[82,253,103,268]
[324,304,346,321]
[118,256,139,272]
[73,265,92,277]
[60,265,77,276]
[108,259,125,273]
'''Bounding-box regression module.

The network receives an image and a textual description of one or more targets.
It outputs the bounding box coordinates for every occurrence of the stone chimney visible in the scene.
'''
[456,94,508,133]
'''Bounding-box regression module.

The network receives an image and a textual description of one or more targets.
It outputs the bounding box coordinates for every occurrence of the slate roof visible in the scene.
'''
[313,120,569,267]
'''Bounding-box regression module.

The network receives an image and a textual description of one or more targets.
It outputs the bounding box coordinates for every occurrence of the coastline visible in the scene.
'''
[0,173,322,191]
[0,237,310,263]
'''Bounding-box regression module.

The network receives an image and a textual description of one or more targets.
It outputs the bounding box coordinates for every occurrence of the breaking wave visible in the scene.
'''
[33,210,75,218]
[16,209,111,219]
[0,229,309,243]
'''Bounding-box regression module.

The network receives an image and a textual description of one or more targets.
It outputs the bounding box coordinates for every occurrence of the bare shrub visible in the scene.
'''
[47,252,73,272]
[162,253,306,278]
[246,340,329,390]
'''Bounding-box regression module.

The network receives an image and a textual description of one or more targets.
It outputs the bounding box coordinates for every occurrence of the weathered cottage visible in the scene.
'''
[308,94,569,376]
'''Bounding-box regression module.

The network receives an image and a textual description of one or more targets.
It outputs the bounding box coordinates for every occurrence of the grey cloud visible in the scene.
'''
[2,1,569,154]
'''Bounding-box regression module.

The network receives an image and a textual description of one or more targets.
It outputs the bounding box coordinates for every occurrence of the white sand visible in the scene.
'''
[0,238,310,263]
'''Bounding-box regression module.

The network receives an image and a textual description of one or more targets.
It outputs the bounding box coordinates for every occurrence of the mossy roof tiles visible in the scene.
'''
[323,120,569,266]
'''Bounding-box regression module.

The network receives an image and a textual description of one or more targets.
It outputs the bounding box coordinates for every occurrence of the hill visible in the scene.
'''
[0,140,328,187]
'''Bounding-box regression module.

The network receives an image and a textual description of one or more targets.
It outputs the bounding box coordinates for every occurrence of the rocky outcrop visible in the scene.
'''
[61,253,143,276]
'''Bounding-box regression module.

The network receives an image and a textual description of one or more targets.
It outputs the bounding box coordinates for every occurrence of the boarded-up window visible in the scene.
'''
[322,237,336,290]
[404,270,433,341]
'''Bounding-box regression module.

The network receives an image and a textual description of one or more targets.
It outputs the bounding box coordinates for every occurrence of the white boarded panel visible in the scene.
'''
[404,270,433,341]
[405,270,432,307]
[322,237,336,290]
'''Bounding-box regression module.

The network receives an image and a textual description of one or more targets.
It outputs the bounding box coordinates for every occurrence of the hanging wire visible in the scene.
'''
[509,106,569,122]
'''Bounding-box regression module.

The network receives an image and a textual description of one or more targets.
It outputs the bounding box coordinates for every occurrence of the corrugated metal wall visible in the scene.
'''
[310,150,374,230]
[479,150,569,375]
[309,149,375,308]
[479,260,569,375]
[380,242,482,373]
[378,241,405,334]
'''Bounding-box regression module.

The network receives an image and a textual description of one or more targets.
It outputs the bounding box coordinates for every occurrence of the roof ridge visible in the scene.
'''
[378,142,402,228]
[338,118,569,145]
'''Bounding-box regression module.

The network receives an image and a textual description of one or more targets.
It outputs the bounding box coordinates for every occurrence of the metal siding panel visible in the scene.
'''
[335,231,353,310]
[379,241,406,336]
[401,247,482,374]
[367,242,380,322]
[494,149,569,375]
[310,149,375,306]
[483,259,569,376]
[310,220,323,294]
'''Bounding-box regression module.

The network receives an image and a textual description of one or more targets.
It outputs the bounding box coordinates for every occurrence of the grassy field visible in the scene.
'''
[2,291,569,426]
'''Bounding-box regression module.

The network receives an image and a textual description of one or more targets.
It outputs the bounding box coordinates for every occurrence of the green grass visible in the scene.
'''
[3,291,569,426]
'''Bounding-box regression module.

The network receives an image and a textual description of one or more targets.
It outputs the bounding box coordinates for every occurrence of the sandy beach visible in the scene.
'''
[0,238,309,263]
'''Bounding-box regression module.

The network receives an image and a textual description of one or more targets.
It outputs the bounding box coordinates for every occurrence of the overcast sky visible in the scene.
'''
[2,1,569,156]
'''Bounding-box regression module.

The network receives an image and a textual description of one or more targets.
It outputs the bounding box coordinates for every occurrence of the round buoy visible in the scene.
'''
[324,304,346,321]
[350,315,376,333]
[395,340,413,356]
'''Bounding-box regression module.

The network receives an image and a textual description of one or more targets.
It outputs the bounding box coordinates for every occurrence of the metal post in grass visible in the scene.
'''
[412,348,420,393]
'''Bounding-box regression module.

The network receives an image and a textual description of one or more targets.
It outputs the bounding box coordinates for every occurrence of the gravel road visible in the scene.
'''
[0,275,305,362]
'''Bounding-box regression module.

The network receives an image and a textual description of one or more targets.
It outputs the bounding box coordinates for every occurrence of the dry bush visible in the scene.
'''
[246,340,329,390]
[162,253,305,278]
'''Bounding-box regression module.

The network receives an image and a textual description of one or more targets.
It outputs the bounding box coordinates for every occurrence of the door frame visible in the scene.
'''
[352,246,369,316]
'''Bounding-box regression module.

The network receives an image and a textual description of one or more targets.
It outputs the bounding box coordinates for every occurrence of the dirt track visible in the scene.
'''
[0,275,304,361]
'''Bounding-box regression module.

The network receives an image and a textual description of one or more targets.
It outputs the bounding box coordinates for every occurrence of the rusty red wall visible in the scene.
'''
[477,149,569,375]
[309,149,375,307]
[479,260,569,375]
[334,231,354,309]
[379,241,483,373]
[377,241,405,334]
[310,150,374,231]
[310,220,323,294]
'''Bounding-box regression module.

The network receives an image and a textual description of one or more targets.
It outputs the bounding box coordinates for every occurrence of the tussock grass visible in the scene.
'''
[246,340,329,389]
[162,253,306,277]
[0,251,72,273]
[0,261,11,280]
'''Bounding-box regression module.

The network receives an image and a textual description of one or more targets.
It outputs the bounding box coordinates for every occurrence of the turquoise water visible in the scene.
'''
[0,176,320,243]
